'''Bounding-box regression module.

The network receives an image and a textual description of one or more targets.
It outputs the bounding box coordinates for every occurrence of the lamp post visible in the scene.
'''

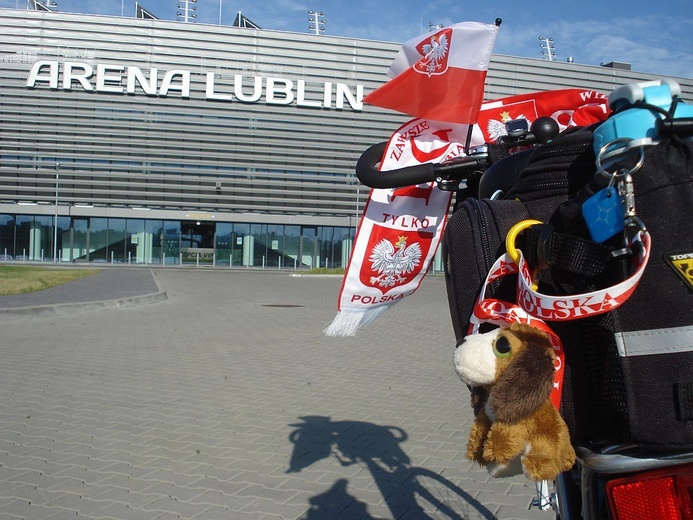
[53,162,60,263]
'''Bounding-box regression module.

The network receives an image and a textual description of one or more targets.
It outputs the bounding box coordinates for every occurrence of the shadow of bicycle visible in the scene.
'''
[287,415,494,519]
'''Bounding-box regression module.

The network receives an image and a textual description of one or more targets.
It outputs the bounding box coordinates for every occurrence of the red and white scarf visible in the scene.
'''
[324,118,482,336]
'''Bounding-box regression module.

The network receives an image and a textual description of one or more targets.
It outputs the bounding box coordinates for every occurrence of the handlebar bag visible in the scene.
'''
[444,127,693,452]
[541,136,693,452]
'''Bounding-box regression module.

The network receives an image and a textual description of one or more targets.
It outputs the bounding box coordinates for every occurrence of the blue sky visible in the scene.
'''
[3,0,691,78]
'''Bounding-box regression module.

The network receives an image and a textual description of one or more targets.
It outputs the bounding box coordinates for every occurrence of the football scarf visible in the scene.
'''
[323,118,482,337]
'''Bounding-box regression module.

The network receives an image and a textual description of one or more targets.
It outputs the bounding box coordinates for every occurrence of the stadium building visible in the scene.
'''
[1,8,691,268]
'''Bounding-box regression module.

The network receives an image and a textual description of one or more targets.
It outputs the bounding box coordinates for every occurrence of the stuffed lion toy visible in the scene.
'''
[453,323,575,481]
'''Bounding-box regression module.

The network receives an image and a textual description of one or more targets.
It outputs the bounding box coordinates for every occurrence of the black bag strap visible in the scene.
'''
[521,224,614,277]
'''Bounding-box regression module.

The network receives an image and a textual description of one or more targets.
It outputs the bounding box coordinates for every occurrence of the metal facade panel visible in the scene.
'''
[486,54,693,100]
[1,9,691,223]
[0,10,407,219]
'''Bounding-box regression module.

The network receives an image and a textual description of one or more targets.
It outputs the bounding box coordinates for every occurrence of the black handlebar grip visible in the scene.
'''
[355,142,436,189]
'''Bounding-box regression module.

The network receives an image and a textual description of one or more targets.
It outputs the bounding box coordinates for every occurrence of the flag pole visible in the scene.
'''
[462,18,501,155]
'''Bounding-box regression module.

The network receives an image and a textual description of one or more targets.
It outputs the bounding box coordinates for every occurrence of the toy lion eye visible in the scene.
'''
[493,336,512,358]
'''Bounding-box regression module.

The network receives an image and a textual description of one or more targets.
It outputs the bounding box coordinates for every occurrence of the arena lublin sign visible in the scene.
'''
[25,60,364,111]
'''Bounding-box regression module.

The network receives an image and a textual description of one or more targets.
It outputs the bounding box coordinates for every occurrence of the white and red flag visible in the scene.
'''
[363,21,499,124]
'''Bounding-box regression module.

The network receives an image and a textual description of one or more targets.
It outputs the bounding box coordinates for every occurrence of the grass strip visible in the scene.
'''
[0,266,100,296]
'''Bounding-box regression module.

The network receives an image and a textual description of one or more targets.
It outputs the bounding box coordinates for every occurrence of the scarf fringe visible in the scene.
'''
[323,306,392,337]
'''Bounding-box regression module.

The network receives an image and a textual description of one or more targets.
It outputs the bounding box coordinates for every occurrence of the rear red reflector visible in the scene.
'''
[606,463,693,520]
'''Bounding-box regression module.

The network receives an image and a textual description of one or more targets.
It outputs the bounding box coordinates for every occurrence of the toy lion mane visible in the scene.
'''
[453,323,575,481]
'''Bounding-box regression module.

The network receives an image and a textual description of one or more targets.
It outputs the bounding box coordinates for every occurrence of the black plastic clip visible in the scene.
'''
[522,223,555,271]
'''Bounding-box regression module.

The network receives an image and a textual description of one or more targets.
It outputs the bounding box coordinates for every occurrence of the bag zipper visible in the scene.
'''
[469,198,494,275]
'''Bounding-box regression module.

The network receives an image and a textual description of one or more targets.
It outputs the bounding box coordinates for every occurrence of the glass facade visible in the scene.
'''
[0,214,353,269]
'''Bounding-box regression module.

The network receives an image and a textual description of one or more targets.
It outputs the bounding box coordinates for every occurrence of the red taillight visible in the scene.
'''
[606,463,693,520]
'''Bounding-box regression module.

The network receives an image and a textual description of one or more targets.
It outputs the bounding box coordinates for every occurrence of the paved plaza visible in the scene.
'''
[0,267,553,519]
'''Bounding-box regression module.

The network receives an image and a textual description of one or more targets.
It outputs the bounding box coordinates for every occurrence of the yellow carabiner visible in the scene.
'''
[506,219,542,264]
[506,219,542,290]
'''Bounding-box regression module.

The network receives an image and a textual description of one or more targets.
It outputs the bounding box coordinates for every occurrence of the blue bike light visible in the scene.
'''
[593,79,693,155]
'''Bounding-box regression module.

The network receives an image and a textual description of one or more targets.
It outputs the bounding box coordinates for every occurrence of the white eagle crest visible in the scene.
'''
[486,113,529,142]
[419,33,449,75]
[369,235,422,288]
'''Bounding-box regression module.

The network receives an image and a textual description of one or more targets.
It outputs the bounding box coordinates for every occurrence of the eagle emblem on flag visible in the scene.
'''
[485,111,529,141]
[367,235,423,289]
[414,29,452,77]
[476,98,540,142]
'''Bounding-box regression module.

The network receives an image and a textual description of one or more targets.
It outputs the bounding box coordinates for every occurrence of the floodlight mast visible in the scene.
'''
[26,0,57,11]
[177,0,197,23]
[307,10,325,35]
[539,36,556,61]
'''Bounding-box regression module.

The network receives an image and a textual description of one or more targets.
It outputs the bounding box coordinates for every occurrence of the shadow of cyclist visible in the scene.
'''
[287,415,494,519]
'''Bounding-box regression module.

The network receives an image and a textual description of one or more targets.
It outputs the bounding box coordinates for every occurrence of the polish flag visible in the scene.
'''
[364,21,499,124]
[476,89,610,141]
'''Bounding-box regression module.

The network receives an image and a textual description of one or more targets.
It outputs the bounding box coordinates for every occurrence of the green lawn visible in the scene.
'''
[307,267,345,275]
[0,266,99,296]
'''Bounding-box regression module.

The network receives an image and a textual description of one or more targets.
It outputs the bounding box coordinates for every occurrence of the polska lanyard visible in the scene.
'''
[470,220,651,410]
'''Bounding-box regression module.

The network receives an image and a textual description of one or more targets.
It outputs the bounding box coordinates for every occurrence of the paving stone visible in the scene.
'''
[185,476,248,496]
[4,483,66,506]
[87,502,154,520]
[85,487,162,509]
[46,478,110,499]
[45,509,87,519]
[0,498,31,516]
[152,512,182,520]
[494,504,554,520]
[189,505,232,519]
[184,490,238,509]
[141,496,210,517]
[475,490,537,509]
[43,494,111,516]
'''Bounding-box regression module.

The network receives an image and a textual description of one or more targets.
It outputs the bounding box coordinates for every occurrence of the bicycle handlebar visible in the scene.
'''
[355,141,490,189]
[356,142,435,188]
[355,117,562,190]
